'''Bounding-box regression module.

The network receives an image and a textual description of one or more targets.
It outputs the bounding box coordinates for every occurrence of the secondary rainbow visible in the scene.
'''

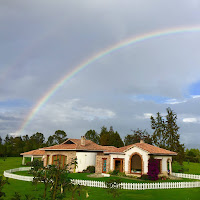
[16,25,200,135]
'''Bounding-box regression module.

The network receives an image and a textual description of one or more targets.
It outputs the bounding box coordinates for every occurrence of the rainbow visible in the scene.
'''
[16,25,200,135]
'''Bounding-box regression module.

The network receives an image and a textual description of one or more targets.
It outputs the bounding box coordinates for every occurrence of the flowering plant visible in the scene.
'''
[147,158,159,181]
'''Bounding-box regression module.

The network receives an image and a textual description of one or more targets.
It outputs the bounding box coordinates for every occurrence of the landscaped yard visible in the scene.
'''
[1,157,200,200]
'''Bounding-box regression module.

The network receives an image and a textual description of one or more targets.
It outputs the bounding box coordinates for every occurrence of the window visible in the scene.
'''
[102,158,107,173]
[52,155,67,168]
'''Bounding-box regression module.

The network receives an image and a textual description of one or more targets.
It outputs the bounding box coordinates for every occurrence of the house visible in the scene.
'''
[21,136,177,176]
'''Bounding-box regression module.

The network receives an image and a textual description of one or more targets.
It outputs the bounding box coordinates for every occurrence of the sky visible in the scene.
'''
[1,0,200,149]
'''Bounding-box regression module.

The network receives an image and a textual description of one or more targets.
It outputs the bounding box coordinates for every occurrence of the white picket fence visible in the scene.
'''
[4,167,33,182]
[172,172,200,180]
[71,179,200,190]
[3,167,200,190]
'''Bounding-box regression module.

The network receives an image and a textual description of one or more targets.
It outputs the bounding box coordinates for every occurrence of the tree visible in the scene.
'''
[0,176,9,199]
[12,136,24,156]
[151,112,166,148]
[99,126,109,146]
[30,132,45,150]
[30,159,71,200]
[22,135,31,152]
[124,129,152,145]
[105,178,122,199]
[4,134,14,157]
[30,160,51,199]
[185,148,200,163]
[110,131,124,147]
[0,137,4,157]
[151,107,185,164]
[53,130,67,144]
[99,126,124,147]
[85,130,99,144]
[46,135,56,146]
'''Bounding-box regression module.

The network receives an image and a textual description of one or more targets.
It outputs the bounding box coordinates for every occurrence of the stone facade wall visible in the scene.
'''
[95,153,110,173]
[43,151,76,172]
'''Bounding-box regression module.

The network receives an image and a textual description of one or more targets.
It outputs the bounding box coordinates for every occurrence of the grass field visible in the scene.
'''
[1,157,200,200]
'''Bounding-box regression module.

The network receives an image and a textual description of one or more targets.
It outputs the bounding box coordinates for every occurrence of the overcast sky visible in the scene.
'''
[1,0,200,148]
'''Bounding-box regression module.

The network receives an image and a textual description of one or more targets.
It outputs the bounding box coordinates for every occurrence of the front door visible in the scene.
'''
[114,159,123,172]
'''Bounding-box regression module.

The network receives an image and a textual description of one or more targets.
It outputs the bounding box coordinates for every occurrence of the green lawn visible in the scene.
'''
[1,157,200,200]
[172,161,200,175]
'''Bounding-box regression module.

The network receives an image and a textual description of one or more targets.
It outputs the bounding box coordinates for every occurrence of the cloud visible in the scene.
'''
[191,95,200,99]
[164,98,187,105]
[144,113,153,119]
[1,0,200,149]
[35,99,116,123]
[182,118,198,123]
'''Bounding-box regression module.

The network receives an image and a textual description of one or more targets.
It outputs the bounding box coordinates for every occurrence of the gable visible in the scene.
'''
[125,145,149,156]
[63,140,75,144]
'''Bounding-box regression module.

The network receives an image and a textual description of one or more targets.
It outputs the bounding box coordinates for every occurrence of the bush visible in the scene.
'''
[159,176,169,180]
[140,174,149,180]
[118,172,126,177]
[26,162,32,166]
[82,166,95,173]
[110,170,119,175]
[147,158,159,181]
[86,166,95,173]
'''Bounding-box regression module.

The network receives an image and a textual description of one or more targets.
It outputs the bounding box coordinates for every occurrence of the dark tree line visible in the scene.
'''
[0,130,67,157]
[185,148,200,163]
[85,126,124,147]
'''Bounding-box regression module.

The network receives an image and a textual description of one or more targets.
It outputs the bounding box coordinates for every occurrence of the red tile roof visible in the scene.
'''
[117,142,177,155]
[21,139,177,156]
[20,149,45,156]
[42,139,108,151]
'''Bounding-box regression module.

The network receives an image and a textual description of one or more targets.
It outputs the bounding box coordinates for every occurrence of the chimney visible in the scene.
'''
[140,140,144,143]
[81,136,86,146]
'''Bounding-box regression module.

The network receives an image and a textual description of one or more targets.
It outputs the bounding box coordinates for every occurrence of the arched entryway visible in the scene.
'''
[130,153,143,174]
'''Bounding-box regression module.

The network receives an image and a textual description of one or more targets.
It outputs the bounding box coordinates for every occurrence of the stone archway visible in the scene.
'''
[129,153,143,174]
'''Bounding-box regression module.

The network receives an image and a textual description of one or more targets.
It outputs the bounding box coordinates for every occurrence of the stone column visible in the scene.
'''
[169,160,172,174]
[22,156,25,165]
[31,156,34,162]
[49,155,53,165]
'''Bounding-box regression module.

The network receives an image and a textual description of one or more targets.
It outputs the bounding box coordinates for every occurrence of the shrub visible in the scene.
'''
[110,170,119,175]
[26,162,32,166]
[159,176,169,180]
[82,166,95,173]
[118,172,126,177]
[147,158,159,181]
[86,166,95,173]
[140,174,149,180]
